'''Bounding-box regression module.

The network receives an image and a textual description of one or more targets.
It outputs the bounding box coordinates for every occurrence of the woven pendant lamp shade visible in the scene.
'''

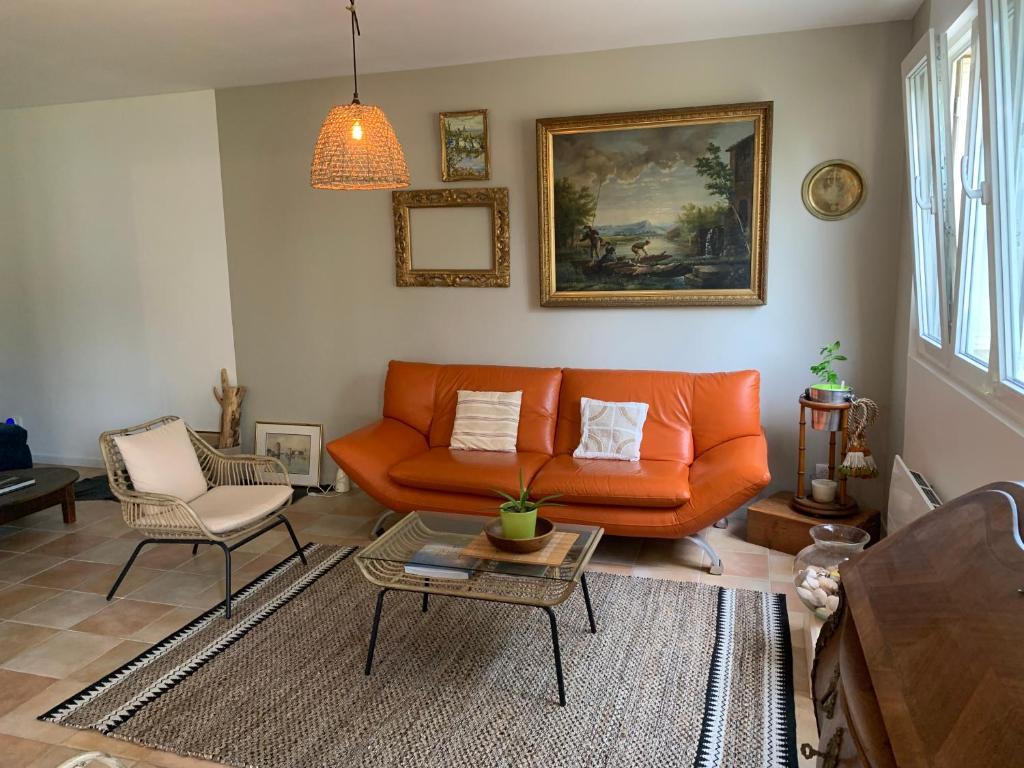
[310,103,409,190]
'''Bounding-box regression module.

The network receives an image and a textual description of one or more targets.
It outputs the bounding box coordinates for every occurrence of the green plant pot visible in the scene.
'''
[500,508,537,540]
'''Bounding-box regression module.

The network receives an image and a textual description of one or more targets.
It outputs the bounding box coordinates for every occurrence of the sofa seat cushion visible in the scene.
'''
[530,455,690,508]
[389,448,550,497]
[189,485,292,534]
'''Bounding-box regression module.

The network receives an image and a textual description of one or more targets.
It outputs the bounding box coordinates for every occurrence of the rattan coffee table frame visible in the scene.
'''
[355,511,604,706]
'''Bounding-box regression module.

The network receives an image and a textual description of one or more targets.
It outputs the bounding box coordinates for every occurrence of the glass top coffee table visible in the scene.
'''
[356,511,604,705]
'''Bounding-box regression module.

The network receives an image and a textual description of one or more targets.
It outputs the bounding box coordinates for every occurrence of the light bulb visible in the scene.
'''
[351,120,363,141]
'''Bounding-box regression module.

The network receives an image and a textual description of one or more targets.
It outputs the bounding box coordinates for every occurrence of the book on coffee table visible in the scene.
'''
[0,475,35,496]
[402,541,480,579]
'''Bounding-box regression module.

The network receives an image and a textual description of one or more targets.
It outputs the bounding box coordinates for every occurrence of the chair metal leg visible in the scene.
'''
[106,540,150,601]
[279,515,307,565]
[542,606,566,706]
[686,533,724,575]
[191,542,200,556]
[422,592,429,613]
[217,542,232,619]
[580,573,597,633]
[365,589,389,675]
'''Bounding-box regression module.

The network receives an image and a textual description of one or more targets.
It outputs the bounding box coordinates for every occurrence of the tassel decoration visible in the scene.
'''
[840,398,879,479]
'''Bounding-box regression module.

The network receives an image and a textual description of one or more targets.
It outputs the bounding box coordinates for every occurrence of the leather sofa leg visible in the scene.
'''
[371,510,398,538]
[686,533,724,575]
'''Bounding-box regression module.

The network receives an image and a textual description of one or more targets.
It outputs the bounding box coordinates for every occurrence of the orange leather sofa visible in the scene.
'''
[326,361,770,551]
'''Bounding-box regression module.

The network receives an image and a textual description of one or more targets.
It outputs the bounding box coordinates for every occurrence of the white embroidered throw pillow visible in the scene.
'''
[573,397,649,461]
[450,390,523,452]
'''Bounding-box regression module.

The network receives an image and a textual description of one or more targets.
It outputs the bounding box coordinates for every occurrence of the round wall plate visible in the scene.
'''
[801,160,865,221]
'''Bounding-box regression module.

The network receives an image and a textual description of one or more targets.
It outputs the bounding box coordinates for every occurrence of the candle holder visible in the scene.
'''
[793,390,859,516]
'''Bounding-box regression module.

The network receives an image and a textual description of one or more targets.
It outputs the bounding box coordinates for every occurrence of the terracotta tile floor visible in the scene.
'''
[1,467,817,767]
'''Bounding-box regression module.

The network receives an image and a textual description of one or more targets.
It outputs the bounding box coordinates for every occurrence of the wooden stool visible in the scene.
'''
[747,491,880,556]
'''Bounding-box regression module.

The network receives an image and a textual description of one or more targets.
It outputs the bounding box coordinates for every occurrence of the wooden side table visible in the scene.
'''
[746,491,880,555]
[0,467,80,525]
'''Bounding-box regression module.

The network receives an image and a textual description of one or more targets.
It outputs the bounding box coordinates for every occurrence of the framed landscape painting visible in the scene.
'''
[440,109,490,181]
[254,421,322,487]
[537,102,772,307]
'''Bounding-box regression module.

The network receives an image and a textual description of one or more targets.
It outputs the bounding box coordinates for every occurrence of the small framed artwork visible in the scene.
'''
[440,109,490,181]
[254,421,322,487]
[801,160,865,220]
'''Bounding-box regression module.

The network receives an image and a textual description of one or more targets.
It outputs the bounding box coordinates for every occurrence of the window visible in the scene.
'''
[901,2,1024,419]
[903,35,947,347]
[988,0,1024,390]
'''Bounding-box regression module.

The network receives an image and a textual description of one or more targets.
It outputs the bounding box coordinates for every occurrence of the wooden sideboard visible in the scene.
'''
[805,481,1024,766]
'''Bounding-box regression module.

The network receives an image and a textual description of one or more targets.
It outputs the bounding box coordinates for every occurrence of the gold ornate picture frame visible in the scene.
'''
[393,187,510,287]
[439,109,490,181]
[537,102,772,307]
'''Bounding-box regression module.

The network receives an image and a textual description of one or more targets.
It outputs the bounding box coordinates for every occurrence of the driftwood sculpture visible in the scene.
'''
[212,368,246,449]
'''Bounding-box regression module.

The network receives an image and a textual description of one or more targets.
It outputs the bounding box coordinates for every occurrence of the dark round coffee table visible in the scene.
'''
[0,467,80,525]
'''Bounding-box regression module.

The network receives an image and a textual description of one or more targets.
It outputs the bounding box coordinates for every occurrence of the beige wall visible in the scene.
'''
[216,23,910,504]
[0,90,236,465]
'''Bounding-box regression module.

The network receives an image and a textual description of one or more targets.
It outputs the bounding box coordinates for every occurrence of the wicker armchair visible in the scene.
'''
[99,416,307,618]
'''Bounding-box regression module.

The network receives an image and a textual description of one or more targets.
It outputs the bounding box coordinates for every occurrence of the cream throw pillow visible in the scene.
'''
[112,419,209,501]
[573,397,649,461]
[450,390,523,452]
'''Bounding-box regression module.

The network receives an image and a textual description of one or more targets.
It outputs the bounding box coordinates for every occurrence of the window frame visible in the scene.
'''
[980,0,1024,412]
[948,18,995,390]
[902,30,953,357]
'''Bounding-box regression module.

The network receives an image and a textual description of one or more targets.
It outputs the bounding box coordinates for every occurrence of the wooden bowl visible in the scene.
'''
[485,517,555,553]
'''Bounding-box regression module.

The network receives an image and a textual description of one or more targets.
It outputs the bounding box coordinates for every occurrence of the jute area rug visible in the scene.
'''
[42,544,798,767]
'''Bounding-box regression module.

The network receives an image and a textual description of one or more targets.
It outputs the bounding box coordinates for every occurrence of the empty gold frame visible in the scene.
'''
[393,187,510,287]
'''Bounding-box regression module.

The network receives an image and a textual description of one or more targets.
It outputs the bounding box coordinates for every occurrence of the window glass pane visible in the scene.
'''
[950,49,972,233]
[991,0,1024,385]
[957,84,991,367]
[905,59,943,345]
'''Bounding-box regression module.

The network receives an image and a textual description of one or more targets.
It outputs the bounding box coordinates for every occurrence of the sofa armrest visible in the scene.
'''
[679,432,771,528]
[325,418,429,492]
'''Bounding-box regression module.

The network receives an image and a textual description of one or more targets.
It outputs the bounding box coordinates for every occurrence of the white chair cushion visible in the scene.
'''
[112,419,208,502]
[189,485,292,534]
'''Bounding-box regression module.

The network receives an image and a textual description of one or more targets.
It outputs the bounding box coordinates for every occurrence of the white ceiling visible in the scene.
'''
[1,0,920,110]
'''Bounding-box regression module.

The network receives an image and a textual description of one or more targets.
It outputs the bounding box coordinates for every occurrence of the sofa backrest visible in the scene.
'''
[554,369,695,462]
[690,369,762,456]
[382,361,760,461]
[382,361,562,455]
[383,360,440,435]
[553,368,761,462]
[428,364,563,455]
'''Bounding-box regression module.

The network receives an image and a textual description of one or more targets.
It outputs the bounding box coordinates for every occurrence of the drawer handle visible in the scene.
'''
[821,666,840,719]
[801,727,845,767]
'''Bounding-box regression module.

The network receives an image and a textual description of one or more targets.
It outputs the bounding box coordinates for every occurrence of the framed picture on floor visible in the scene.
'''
[254,421,322,487]
[537,101,772,307]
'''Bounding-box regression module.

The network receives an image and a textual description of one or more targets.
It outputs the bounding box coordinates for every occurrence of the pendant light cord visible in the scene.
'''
[347,2,361,104]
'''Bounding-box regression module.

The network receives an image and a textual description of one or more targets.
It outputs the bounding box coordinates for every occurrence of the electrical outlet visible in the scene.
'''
[814,463,830,479]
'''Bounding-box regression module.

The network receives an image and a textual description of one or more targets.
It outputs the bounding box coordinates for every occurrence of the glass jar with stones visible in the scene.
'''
[793,524,870,619]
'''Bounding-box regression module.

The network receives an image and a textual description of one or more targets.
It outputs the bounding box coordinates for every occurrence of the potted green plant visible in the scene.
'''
[808,340,853,430]
[493,471,562,539]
